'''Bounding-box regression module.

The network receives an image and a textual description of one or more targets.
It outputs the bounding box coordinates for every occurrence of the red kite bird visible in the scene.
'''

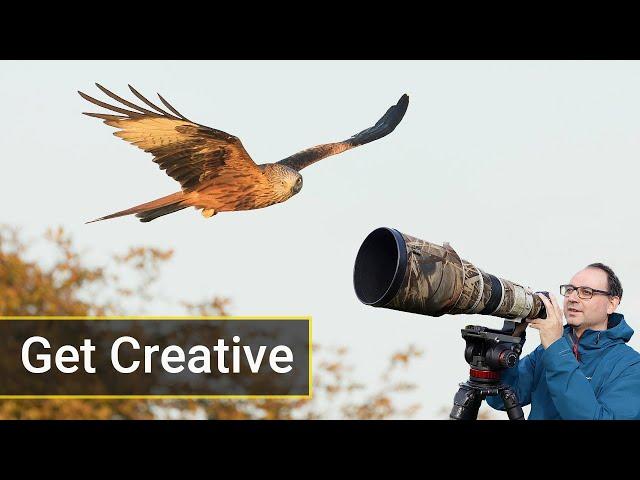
[80,84,409,223]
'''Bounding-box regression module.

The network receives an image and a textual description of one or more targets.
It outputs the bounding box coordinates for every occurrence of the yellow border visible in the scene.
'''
[0,316,313,400]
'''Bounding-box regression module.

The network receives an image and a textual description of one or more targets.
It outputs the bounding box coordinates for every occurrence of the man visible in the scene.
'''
[486,263,640,419]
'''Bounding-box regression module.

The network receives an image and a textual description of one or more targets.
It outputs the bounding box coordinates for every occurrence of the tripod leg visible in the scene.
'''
[450,384,483,420]
[499,386,524,420]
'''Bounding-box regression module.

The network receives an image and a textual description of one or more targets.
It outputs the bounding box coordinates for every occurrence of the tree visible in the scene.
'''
[0,225,422,419]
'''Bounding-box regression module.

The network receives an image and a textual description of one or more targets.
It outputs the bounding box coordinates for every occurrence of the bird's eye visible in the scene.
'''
[296,178,302,185]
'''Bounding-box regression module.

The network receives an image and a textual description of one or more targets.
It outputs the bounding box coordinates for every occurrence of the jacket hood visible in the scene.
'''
[565,312,633,350]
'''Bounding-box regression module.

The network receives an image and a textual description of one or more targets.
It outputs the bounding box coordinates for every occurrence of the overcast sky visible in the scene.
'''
[2,60,640,418]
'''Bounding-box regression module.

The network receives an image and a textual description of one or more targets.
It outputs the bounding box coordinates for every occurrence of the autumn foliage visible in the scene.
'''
[0,225,422,419]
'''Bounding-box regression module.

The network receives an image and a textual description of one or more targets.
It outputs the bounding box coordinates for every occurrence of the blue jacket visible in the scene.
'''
[486,313,640,419]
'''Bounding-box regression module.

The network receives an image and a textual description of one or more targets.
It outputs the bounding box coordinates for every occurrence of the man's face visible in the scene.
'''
[563,267,619,331]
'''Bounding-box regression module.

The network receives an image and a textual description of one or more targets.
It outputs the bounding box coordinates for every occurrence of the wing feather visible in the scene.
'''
[78,90,144,117]
[80,85,268,193]
[157,92,190,120]
[277,93,409,172]
[94,83,160,116]
[127,84,178,118]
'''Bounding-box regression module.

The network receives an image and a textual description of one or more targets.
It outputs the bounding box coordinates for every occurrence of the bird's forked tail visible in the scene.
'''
[86,192,188,223]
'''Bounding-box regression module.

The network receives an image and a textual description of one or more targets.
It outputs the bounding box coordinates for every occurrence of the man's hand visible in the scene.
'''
[528,294,565,349]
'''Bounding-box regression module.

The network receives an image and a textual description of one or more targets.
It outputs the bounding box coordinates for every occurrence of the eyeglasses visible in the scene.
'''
[559,284,611,300]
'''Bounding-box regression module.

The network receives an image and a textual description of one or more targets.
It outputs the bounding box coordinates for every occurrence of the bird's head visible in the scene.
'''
[263,164,304,202]
[292,171,303,194]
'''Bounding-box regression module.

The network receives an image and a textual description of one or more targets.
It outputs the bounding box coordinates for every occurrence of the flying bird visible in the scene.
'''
[79,84,409,223]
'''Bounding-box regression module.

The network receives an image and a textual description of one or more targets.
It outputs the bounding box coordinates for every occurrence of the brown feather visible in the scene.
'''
[86,191,187,223]
[82,112,128,121]
[95,83,160,116]
[277,93,409,171]
[157,92,190,120]
[77,91,143,117]
[127,84,177,118]
[80,85,272,198]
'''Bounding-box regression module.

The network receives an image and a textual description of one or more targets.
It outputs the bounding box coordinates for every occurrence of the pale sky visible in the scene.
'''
[2,60,640,419]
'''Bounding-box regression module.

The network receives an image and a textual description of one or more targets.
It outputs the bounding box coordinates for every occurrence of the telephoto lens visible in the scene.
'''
[353,227,547,321]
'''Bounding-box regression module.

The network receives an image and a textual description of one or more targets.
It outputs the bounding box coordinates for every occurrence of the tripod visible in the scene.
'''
[449,322,525,420]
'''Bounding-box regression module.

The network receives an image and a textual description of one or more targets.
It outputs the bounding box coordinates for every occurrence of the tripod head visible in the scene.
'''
[450,320,527,420]
[462,321,525,384]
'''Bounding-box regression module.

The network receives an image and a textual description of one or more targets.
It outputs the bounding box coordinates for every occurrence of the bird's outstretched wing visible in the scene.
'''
[277,94,409,172]
[79,84,267,192]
